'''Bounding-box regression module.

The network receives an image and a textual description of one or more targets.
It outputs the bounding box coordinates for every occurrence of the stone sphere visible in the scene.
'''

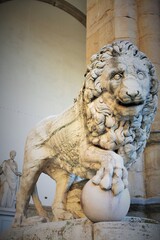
[81,180,130,222]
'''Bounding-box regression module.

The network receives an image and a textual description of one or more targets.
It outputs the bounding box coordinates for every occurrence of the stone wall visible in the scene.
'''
[86,0,160,203]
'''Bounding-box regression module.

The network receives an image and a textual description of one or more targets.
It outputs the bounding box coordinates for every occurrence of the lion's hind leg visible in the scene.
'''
[50,169,76,221]
[13,160,47,227]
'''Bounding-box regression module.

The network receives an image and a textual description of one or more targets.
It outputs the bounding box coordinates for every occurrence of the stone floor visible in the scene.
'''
[1,217,160,240]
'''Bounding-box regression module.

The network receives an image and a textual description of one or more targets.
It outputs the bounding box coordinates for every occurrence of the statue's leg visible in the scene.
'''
[51,170,75,221]
[13,155,45,227]
[0,181,9,207]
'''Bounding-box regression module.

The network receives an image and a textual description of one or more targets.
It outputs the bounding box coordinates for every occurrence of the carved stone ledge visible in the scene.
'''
[128,203,160,222]
[1,218,160,240]
[147,131,160,145]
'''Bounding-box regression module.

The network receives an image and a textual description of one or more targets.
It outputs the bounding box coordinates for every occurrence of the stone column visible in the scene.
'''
[114,0,138,44]
[86,0,114,64]
[137,0,160,129]
[86,0,160,201]
[137,0,160,200]
[86,0,138,63]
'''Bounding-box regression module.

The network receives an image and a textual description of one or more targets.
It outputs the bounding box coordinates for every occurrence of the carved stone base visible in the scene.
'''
[0,207,15,234]
[1,217,160,240]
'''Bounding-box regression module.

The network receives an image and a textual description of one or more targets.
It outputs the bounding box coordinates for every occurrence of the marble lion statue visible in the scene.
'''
[13,40,159,226]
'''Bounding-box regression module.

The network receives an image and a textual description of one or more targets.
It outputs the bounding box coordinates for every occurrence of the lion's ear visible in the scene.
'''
[150,77,159,94]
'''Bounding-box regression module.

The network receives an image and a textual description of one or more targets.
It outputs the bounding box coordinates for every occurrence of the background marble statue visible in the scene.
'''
[0,150,21,208]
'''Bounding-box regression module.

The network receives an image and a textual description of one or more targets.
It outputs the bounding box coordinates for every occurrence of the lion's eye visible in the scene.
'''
[113,73,123,80]
[138,72,145,80]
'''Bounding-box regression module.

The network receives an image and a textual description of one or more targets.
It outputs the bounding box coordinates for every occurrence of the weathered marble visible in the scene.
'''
[81,180,130,222]
[93,219,160,240]
[1,218,92,240]
[0,151,21,209]
[1,218,160,240]
[13,40,158,227]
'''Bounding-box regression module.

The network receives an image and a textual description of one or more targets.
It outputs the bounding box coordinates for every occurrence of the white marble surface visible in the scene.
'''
[13,40,158,226]
[81,180,130,222]
[0,151,21,208]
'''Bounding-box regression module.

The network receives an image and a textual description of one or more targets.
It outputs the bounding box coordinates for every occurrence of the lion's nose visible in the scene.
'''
[126,90,139,100]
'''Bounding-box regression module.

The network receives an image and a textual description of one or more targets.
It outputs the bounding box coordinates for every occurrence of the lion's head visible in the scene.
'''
[82,40,159,168]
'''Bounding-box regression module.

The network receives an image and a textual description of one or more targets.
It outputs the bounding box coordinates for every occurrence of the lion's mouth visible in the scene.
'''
[116,99,144,107]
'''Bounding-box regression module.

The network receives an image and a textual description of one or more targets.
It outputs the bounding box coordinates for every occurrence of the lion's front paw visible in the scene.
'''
[111,167,128,195]
[92,153,128,195]
[92,167,105,185]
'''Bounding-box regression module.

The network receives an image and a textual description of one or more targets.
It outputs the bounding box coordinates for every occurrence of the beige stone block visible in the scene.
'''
[144,145,160,197]
[114,16,138,40]
[151,64,160,131]
[114,0,137,18]
[128,156,146,198]
[139,36,160,65]
[98,21,115,45]
[87,0,114,38]
[1,227,23,240]
[2,219,160,240]
[137,0,160,15]
[87,0,95,10]
[145,174,160,197]
[153,63,160,79]
[93,221,160,240]
[96,0,113,22]
[87,18,114,43]
[128,172,146,198]
[152,108,160,131]
[2,219,92,240]
[86,21,115,63]
[138,15,160,38]
[86,22,114,51]
[86,32,99,63]
[147,132,160,145]
[87,3,99,36]
[145,145,160,170]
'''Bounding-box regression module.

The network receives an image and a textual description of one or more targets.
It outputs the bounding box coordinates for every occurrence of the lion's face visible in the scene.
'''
[83,40,158,165]
[100,56,151,116]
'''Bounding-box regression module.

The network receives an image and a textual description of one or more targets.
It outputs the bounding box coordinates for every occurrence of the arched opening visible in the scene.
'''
[0,0,86,26]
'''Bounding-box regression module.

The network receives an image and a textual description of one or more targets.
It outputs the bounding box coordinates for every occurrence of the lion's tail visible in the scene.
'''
[32,185,48,218]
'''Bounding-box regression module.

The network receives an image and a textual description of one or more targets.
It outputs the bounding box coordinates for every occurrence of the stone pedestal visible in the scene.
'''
[0,218,92,240]
[1,217,159,240]
[94,220,160,240]
[0,207,15,234]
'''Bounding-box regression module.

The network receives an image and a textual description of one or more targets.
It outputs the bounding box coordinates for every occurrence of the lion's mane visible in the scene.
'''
[82,40,159,168]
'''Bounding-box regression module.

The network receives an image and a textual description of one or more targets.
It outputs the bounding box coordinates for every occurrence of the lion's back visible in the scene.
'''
[25,115,59,148]
[25,103,82,149]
